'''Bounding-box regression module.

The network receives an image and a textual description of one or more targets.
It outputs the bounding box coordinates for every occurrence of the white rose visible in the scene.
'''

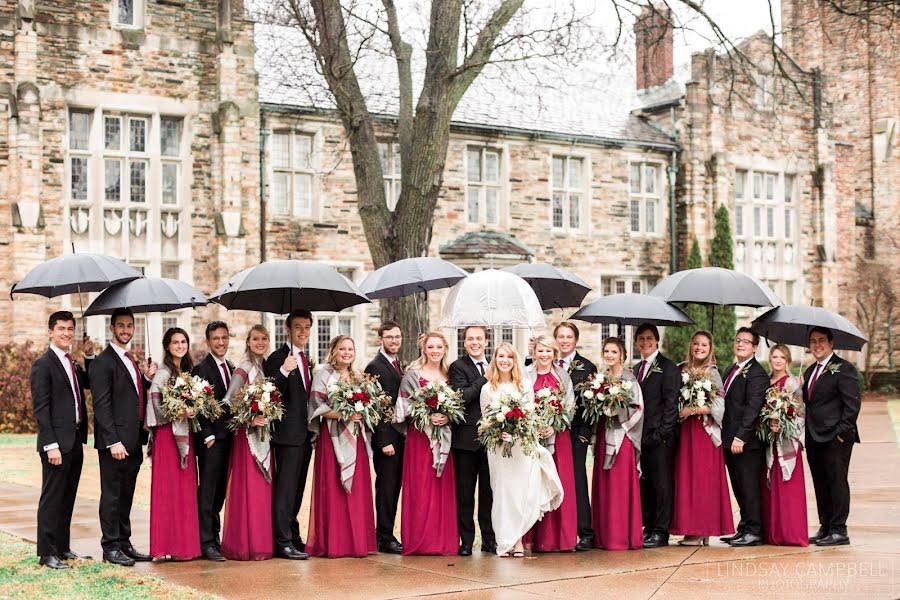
[500,405,510,415]
[702,380,712,391]
[623,380,633,390]
[437,392,447,403]
[523,402,535,413]
[262,382,275,393]
[537,388,551,399]
[681,388,691,400]
[693,381,702,390]
[682,372,690,384]
[490,399,501,410]
[262,392,270,404]
[698,398,706,407]
[609,386,621,395]
[583,390,595,400]
[354,401,364,412]
[496,413,506,422]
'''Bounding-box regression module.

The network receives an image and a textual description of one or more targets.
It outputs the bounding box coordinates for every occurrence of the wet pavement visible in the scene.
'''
[1,400,898,599]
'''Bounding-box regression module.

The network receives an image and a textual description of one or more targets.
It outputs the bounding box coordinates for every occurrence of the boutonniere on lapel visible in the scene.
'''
[568,360,585,375]
[739,364,752,378]
[825,363,841,376]
[644,363,664,380]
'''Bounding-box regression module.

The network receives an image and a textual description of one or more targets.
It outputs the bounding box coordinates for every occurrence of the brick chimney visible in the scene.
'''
[635,4,674,91]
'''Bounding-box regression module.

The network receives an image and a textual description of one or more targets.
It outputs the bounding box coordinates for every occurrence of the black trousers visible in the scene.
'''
[725,447,764,536]
[806,438,853,535]
[37,444,83,556]
[571,431,594,541]
[372,443,404,543]
[453,447,494,547]
[272,439,312,548]
[98,444,143,553]
[196,434,232,550]
[639,439,675,535]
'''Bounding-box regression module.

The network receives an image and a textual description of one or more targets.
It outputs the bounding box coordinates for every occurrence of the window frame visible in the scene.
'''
[465,145,504,226]
[627,160,663,236]
[111,0,144,30]
[269,129,317,219]
[378,141,402,212]
[550,154,588,232]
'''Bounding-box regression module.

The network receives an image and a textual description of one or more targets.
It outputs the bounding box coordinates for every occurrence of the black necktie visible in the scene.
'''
[477,362,484,376]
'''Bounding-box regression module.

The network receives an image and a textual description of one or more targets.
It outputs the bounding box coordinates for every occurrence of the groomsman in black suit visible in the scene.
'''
[804,327,861,547]
[191,321,234,561]
[265,310,313,560]
[364,321,405,554]
[554,321,597,551]
[720,327,768,547]
[31,311,95,569]
[449,326,496,556]
[632,323,680,548]
[91,308,156,566]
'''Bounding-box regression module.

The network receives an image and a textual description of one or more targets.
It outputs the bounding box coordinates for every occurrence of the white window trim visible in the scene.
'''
[267,127,321,220]
[627,159,664,236]
[111,0,145,30]
[550,153,590,233]
[465,143,507,227]
[378,140,402,212]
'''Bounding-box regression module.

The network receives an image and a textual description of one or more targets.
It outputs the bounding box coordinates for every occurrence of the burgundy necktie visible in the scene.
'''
[299,350,311,394]
[637,360,647,383]
[125,352,145,422]
[392,359,402,377]
[558,359,565,369]
[65,353,81,424]
[220,362,231,387]
[723,364,739,395]
[807,363,823,397]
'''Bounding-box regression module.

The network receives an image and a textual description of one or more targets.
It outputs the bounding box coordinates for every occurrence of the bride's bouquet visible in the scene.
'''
[161,372,222,432]
[478,390,539,458]
[576,371,635,429]
[679,368,718,415]
[327,374,389,434]
[756,385,803,444]
[533,384,574,435]
[228,377,284,442]
[407,378,465,440]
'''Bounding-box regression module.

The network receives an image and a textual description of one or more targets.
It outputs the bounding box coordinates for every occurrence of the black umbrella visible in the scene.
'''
[84,277,209,316]
[571,293,695,327]
[210,260,370,314]
[751,305,868,351]
[358,257,467,299]
[501,263,591,310]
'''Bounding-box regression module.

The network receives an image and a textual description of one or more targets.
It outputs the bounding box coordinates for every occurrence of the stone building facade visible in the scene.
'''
[1,0,896,370]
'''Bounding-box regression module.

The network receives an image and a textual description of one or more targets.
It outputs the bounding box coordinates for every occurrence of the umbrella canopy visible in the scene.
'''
[648,267,782,308]
[751,305,868,351]
[211,260,369,314]
[84,277,208,316]
[570,293,695,326]
[359,257,467,299]
[440,269,545,329]
[500,262,591,310]
[11,253,140,298]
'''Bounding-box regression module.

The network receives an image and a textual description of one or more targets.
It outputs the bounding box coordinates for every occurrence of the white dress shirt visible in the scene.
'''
[43,344,81,452]
[636,350,660,380]
[280,344,310,390]
[469,354,488,376]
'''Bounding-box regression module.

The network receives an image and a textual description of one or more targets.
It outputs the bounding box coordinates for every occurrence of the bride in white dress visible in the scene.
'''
[480,342,564,557]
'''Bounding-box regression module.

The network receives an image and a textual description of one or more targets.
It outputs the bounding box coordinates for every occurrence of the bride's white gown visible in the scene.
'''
[480,382,564,555]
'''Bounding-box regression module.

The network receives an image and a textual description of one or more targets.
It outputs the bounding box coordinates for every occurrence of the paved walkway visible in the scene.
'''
[1,400,898,599]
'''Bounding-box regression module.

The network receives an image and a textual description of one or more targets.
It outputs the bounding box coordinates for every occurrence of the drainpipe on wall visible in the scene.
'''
[667,105,679,274]
[259,109,269,324]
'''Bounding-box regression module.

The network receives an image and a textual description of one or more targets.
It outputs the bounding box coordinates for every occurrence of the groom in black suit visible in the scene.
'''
[91,308,156,566]
[265,310,313,560]
[449,326,496,556]
[364,321,405,554]
[31,311,94,569]
[804,327,861,547]
[720,327,769,547]
[191,321,234,561]
[632,323,680,548]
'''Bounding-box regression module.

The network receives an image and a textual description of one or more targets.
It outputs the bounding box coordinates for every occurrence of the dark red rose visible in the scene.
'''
[419,377,429,387]
[425,395,438,410]
[787,406,796,417]
[204,386,213,395]
[251,401,260,413]
[352,391,370,404]
[272,392,282,404]
[505,407,525,419]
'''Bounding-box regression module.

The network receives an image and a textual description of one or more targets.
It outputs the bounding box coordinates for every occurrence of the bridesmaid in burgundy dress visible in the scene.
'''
[147,327,201,561]
[395,332,459,556]
[307,335,377,558]
[591,337,644,551]
[220,325,274,561]
[523,334,578,552]
[670,331,734,546]
[761,344,808,547]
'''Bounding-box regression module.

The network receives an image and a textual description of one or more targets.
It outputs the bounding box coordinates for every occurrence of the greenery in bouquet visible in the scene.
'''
[161,372,222,433]
[327,373,388,434]
[533,384,573,435]
[678,367,719,415]
[756,385,803,444]
[576,371,635,429]
[478,391,540,458]
[408,378,465,440]
[228,377,284,442]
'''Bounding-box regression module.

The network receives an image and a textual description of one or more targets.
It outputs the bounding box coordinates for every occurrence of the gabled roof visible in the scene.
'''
[439,231,535,260]
[255,23,676,150]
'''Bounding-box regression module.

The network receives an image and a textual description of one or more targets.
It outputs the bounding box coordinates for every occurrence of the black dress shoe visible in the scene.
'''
[378,540,403,554]
[202,546,226,562]
[815,533,850,546]
[275,546,309,560]
[728,533,764,547]
[808,528,829,544]
[574,537,593,551]
[457,545,473,556]
[719,533,739,543]
[293,539,306,553]
[121,545,151,562]
[643,533,669,548]
[103,550,136,566]
[39,555,70,569]
[60,550,92,560]
[481,542,498,554]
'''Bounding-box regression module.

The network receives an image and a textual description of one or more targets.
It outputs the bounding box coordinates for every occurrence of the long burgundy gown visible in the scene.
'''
[307,430,377,557]
[760,375,809,547]
[526,372,578,552]
[401,427,459,555]
[220,428,273,560]
[591,420,643,551]
[149,424,201,559]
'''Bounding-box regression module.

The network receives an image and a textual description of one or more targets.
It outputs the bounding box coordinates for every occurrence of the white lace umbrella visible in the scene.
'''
[440,269,545,328]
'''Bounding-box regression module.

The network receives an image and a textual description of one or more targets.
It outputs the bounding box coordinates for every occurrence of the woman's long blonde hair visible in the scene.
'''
[326,335,357,377]
[768,344,793,374]
[407,331,450,376]
[686,330,715,369]
[485,342,524,391]
[243,324,270,369]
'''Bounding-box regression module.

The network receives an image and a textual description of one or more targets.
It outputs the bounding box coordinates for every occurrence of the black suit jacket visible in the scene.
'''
[191,353,234,441]
[449,356,487,451]
[30,348,90,454]
[264,344,310,447]
[803,354,861,444]
[633,352,681,447]
[568,352,598,439]
[721,358,769,451]
[364,352,403,451]
[90,345,150,451]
